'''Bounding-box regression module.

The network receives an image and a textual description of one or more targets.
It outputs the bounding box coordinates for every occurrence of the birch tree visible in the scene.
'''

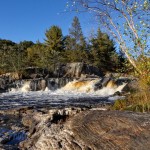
[68,0,150,74]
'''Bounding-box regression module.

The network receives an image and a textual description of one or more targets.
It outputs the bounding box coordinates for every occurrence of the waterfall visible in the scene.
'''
[60,79,127,96]
[7,77,127,98]
[0,77,128,111]
[20,81,31,92]
[9,78,74,92]
[61,79,100,93]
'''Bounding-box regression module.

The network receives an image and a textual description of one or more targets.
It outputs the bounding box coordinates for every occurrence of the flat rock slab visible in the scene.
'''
[71,110,150,150]
[20,110,150,150]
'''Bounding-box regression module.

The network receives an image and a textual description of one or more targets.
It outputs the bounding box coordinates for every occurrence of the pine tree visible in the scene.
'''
[63,16,88,63]
[69,16,86,51]
[45,25,63,52]
[44,26,65,70]
[0,39,18,72]
[90,28,119,71]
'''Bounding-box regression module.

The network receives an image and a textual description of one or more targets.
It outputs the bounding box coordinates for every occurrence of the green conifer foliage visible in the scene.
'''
[69,16,86,51]
[45,25,63,52]
[90,28,119,71]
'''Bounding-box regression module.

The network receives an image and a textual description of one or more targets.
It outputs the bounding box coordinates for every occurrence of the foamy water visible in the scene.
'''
[0,80,126,110]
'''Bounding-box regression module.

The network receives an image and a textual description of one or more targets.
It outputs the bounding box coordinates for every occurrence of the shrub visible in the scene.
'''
[112,90,150,112]
[112,99,127,110]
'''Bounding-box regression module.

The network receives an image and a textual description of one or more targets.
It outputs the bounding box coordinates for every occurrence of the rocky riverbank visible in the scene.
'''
[0,62,135,93]
[0,63,144,150]
[0,106,150,150]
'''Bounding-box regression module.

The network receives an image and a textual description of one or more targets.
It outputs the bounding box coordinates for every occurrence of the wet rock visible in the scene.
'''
[0,130,26,145]
[0,112,27,150]
[113,91,122,96]
[101,78,110,87]
[94,80,102,90]
[0,78,7,93]
[0,145,20,150]
[0,78,5,89]
[0,106,34,117]
[40,79,46,91]
[94,74,114,91]
[27,77,73,91]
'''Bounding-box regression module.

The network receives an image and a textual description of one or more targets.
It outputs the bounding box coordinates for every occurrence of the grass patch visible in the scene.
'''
[112,90,150,112]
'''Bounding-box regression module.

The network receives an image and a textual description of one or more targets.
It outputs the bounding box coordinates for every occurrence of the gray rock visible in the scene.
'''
[0,78,5,89]
[63,62,103,78]
[40,79,46,91]
[122,79,139,92]
[22,67,49,79]
[19,109,150,150]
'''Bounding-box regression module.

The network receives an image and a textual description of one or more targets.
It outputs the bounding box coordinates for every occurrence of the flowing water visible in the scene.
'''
[0,79,126,110]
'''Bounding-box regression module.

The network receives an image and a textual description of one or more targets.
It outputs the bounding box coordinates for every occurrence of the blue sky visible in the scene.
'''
[0,0,97,43]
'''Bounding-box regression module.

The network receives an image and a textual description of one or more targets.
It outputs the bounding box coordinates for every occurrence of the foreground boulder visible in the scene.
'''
[20,109,150,150]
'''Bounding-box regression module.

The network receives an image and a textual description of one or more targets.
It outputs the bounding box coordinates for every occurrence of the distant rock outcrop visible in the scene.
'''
[0,62,101,79]
[22,67,49,79]
[0,64,139,94]
[63,62,103,78]
[0,63,103,93]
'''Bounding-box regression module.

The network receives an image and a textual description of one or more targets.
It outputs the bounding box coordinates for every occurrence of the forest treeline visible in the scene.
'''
[0,16,126,74]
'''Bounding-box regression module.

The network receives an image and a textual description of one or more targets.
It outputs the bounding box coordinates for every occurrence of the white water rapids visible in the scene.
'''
[0,79,126,110]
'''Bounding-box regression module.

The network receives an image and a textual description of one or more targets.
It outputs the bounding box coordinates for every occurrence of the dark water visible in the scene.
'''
[0,128,26,145]
[0,91,112,110]
[0,116,27,150]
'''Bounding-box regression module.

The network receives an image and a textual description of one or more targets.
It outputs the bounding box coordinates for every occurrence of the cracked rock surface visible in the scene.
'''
[19,109,150,150]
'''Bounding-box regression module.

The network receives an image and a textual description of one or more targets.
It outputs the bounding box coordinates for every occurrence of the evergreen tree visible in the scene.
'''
[0,39,18,72]
[0,39,34,73]
[69,16,86,51]
[63,16,88,63]
[27,42,51,68]
[44,25,63,52]
[17,41,35,70]
[18,41,34,52]
[90,28,119,71]
[63,35,73,51]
